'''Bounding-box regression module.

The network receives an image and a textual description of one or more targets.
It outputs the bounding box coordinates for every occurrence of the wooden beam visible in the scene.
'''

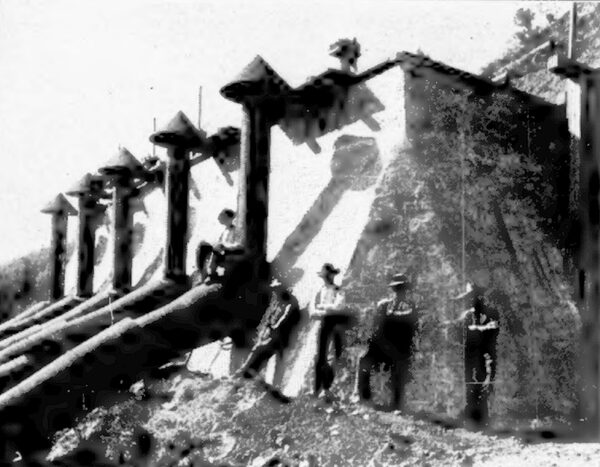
[548,53,594,79]
[578,73,600,438]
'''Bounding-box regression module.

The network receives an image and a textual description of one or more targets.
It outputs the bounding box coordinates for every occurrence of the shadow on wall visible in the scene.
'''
[279,79,385,154]
[133,249,164,289]
[272,135,382,280]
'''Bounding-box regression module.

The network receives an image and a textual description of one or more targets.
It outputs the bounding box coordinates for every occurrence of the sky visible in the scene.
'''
[0,0,570,264]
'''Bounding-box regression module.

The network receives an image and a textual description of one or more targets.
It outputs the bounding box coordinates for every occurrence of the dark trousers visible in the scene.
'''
[196,241,244,281]
[357,347,411,410]
[464,351,495,425]
[314,315,349,394]
[196,241,215,278]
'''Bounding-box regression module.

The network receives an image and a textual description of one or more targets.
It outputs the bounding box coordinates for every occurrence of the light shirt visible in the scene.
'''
[311,283,346,317]
[218,225,238,248]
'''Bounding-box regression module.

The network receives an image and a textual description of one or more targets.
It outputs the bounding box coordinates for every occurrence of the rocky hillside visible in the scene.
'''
[45,373,600,466]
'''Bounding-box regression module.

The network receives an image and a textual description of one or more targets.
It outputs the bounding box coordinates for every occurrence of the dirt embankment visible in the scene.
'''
[44,374,600,467]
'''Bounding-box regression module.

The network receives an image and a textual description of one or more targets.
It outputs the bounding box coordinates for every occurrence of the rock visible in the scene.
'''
[276,435,293,448]
[129,380,146,400]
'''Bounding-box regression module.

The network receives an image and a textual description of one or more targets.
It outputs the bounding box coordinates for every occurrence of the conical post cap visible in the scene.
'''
[41,193,77,215]
[65,173,93,196]
[150,111,204,149]
[99,147,143,176]
[220,55,291,103]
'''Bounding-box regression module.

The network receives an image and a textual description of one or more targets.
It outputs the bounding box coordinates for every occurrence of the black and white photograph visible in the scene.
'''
[0,1,599,465]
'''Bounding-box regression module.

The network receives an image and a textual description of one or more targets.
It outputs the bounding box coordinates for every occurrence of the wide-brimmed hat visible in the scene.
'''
[318,263,340,278]
[388,273,409,287]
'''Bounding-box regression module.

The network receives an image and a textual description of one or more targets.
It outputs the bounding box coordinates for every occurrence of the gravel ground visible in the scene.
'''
[46,374,600,467]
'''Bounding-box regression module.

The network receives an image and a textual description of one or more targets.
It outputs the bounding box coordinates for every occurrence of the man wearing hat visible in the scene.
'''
[356,273,419,411]
[237,278,301,379]
[449,280,499,427]
[311,263,351,400]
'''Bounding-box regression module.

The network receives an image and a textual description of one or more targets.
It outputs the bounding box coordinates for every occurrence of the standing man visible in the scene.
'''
[452,282,500,427]
[356,273,418,411]
[311,263,351,400]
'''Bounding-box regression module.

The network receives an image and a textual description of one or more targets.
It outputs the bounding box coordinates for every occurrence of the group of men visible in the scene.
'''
[310,263,499,426]
[194,209,499,426]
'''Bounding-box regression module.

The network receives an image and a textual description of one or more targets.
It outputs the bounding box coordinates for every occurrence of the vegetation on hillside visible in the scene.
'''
[343,77,578,420]
[481,3,600,92]
[0,246,53,320]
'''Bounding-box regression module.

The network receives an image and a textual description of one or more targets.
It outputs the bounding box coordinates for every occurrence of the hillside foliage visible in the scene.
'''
[343,79,579,419]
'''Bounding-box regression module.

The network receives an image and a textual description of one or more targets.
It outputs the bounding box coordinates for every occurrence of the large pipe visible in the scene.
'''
[221,56,288,277]
[99,148,143,293]
[0,282,226,459]
[164,146,190,280]
[238,103,271,264]
[40,194,77,300]
[112,174,134,292]
[50,214,68,299]
[150,111,202,282]
[66,174,107,298]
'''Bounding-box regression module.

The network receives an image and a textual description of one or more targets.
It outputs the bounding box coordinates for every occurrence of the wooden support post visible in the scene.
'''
[578,72,600,437]
[66,174,107,298]
[40,194,77,300]
[150,111,202,282]
[550,54,600,437]
[99,148,143,294]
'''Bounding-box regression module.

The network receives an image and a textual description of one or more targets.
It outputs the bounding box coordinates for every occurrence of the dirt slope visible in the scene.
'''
[46,374,600,467]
